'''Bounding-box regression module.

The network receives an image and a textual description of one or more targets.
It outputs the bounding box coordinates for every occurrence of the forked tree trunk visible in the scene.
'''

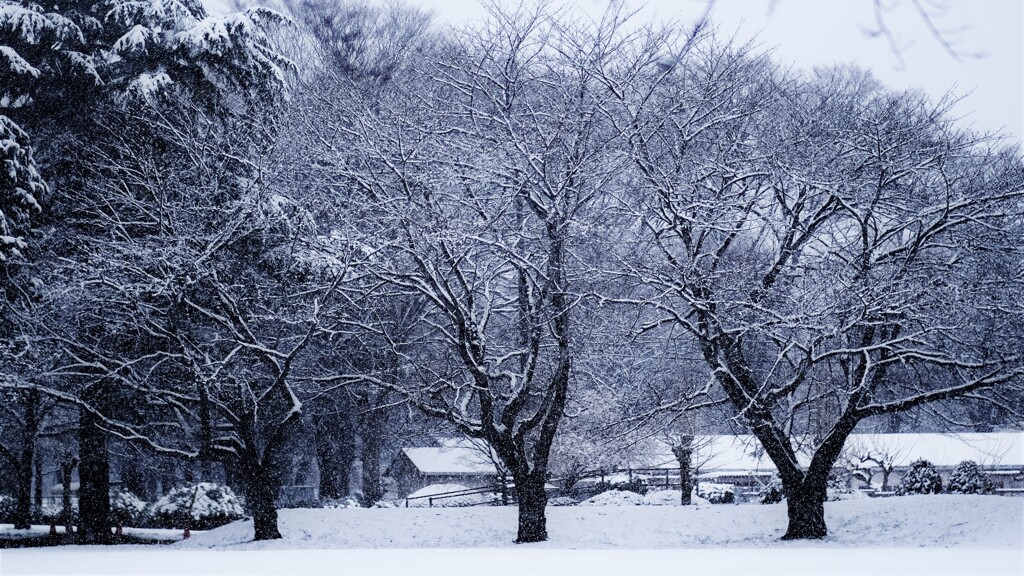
[514,473,548,543]
[248,477,282,541]
[781,483,827,540]
[238,442,286,541]
[78,409,111,543]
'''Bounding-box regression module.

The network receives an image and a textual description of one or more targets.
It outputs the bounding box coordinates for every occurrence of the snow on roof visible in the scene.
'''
[646,432,1024,473]
[401,441,499,476]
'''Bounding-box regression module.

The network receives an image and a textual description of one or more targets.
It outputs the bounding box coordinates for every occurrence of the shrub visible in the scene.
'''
[36,502,75,524]
[946,460,994,494]
[592,477,648,496]
[322,497,363,509]
[579,490,646,506]
[0,494,15,523]
[826,472,854,501]
[697,483,734,504]
[148,483,245,530]
[548,495,579,507]
[896,459,943,495]
[758,477,785,504]
[111,491,148,526]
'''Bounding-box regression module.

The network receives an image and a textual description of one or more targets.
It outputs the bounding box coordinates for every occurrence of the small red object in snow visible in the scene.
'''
[49,520,57,536]
[183,522,191,540]
[116,522,123,536]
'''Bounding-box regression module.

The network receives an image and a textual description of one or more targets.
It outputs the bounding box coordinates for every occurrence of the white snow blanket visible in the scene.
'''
[2,496,1021,576]
[171,494,1020,550]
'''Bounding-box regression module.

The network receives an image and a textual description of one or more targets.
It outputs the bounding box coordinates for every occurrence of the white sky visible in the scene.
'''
[412,0,1023,148]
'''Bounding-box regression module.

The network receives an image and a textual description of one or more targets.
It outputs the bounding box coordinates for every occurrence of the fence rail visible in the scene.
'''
[404,485,499,507]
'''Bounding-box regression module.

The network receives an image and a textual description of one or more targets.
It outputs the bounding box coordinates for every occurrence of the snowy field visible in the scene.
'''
[1,495,1021,576]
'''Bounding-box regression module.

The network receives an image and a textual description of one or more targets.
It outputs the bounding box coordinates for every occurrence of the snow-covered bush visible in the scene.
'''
[149,483,244,530]
[579,489,646,506]
[548,495,579,507]
[697,483,735,504]
[896,459,943,495]
[826,472,854,501]
[946,460,994,494]
[0,494,15,522]
[38,502,72,523]
[643,489,686,506]
[371,499,399,509]
[111,490,148,526]
[591,476,648,496]
[758,477,784,504]
[322,497,363,509]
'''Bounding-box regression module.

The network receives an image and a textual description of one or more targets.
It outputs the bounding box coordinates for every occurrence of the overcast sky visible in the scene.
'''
[411,0,1023,148]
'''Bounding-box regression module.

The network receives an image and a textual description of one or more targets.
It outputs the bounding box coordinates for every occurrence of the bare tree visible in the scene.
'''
[608,34,1024,539]
[315,4,638,542]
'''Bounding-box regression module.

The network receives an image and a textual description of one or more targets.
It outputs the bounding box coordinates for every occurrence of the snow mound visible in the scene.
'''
[548,496,578,506]
[322,497,362,509]
[405,484,494,507]
[643,489,691,506]
[579,490,646,506]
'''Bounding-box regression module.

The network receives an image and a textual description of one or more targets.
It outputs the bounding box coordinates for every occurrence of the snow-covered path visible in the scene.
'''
[1,495,1021,575]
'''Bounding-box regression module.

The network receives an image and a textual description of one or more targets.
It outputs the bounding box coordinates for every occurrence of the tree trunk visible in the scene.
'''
[13,391,39,529]
[514,473,548,543]
[77,409,111,543]
[13,444,33,529]
[248,476,282,541]
[357,398,386,506]
[34,454,43,516]
[672,436,694,506]
[781,482,827,540]
[61,458,76,534]
[238,443,284,541]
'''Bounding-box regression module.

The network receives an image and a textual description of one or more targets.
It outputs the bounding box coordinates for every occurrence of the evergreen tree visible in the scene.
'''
[946,460,994,494]
[896,459,943,495]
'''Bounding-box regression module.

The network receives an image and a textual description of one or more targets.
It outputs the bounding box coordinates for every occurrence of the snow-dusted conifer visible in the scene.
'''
[0,115,43,262]
[896,459,943,495]
[946,460,994,494]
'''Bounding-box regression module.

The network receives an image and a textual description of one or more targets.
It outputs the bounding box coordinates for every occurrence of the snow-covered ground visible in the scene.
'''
[1,495,1021,575]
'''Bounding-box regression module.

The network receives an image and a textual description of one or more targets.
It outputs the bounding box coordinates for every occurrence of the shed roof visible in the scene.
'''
[399,440,499,476]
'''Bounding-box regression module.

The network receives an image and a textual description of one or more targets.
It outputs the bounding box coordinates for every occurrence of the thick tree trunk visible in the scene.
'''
[248,477,282,541]
[238,442,285,541]
[360,422,383,506]
[781,481,827,540]
[316,447,342,501]
[514,473,548,543]
[355,395,387,506]
[77,409,111,543]
[13,391,38,529]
